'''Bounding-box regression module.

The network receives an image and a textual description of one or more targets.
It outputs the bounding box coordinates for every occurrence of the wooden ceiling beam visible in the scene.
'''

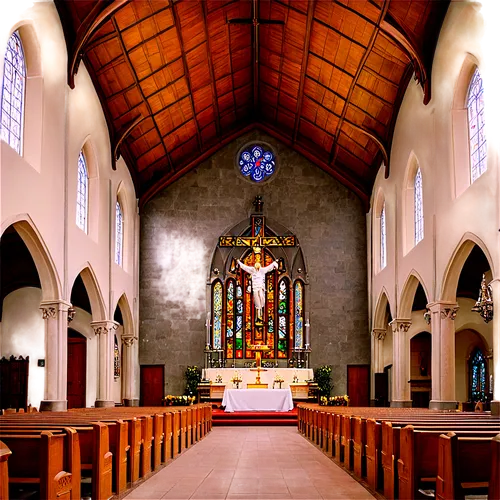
[293,0,316,144]
[166,2,202,152]
[112,115,146,167]
[379,16,430,104]
[344,120,389,170]
[68,0,129,89]
[202,1,222,138]
[110,17,173,172]
[329,0,390,166]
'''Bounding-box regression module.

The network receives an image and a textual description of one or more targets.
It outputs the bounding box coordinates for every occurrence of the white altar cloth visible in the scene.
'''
[222,388,293,412]
[203,368,313,388]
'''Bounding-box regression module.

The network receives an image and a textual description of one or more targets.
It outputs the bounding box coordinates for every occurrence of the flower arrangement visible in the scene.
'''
[215,374,223,384]
[230,371,243,388]
[314,365,333,397]
[164,395,196,406]
[319,395,350,406]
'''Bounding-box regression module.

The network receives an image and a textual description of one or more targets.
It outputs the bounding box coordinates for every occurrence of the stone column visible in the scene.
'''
[372,328,387,373]
[91,320,118,408]
[122,335,139,406]
[390,319,412,407]
[428,301,459,410]
[489,279,500,415]
[39,300,72,411]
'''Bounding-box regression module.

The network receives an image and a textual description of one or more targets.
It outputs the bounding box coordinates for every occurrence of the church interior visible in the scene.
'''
[1,0,500,499]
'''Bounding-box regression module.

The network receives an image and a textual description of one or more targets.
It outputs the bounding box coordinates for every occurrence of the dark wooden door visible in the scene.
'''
[140,365,164,406]
[347,364,370,407]
[67,330,87,409]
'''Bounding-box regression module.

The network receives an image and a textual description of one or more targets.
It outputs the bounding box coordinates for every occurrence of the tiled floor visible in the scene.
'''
[124,426,375,500]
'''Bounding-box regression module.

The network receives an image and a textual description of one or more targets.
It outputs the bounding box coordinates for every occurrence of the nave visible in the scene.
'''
[124,427,374,500]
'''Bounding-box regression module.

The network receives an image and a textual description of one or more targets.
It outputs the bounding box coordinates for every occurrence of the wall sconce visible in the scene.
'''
[471,274,493,323]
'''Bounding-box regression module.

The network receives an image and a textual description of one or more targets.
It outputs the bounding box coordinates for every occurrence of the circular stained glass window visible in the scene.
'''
[237,142,277,183]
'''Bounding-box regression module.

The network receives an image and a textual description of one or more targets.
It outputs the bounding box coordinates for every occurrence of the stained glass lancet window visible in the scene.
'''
[1,32,26,154]
[212,281,222,350]
[470,348,487,402]
[115,201,123,266]
[225,280,234,358]
[76,151,88,232]
[294,281,304,349]
[238,144,276,182]
[277,278,289,358]
[414,168,424,245]
[380,203,386,270]
[467,68,487,183]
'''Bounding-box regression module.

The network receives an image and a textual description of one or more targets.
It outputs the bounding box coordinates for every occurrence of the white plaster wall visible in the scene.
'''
[1,288,45,407]
[70,307,98,408]
[369,0,499,398]
[0,1,140,402]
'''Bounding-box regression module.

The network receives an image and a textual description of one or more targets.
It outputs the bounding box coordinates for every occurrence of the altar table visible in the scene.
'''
[203,368,313,388]
[222,388,294,412]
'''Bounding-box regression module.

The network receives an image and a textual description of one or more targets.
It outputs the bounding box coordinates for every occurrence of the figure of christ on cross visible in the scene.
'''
[237,251,278,324]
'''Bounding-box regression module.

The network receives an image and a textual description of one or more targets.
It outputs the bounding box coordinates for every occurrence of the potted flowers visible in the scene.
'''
[163,395,196,406]
[319,395,350,406]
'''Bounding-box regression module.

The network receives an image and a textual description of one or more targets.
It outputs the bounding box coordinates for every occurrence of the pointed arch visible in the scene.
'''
[399,271,430,319]
[114,293,134,336]
[71,264,106,321]
[373,288,392,330]
[1,216,61,301]
[441,234,494,302]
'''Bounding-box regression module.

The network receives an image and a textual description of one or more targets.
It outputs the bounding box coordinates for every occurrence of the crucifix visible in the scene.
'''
[227,0,285,108]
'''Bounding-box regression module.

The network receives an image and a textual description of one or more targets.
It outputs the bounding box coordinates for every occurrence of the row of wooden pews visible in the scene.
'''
[0,404,212,500]
[297,404,500,499]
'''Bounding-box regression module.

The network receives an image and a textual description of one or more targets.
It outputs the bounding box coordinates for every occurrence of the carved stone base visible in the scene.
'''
[95,399,115,408]
[391,400,412,408]
[40,400,67,412]
[429,400,457,410]
[124,398,140,407]
[490,400,500,416]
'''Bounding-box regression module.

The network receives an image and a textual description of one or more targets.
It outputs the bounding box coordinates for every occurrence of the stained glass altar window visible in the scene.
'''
[212,281,222,350]
[294,281,304,349]
[277,278,289,358]
[470,348,486,402]
[1,31,26,154]
[467,68,487,183]
[238,144,276,183]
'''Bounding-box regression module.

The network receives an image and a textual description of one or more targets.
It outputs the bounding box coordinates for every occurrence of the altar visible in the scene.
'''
[222,388,293,412]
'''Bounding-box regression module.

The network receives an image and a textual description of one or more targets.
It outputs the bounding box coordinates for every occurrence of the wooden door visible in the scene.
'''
[347,364,370,407]
[140,365,165,406]
[67,330,87,409]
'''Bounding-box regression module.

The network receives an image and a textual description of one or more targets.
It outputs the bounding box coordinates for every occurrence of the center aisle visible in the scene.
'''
[124,426,375,500]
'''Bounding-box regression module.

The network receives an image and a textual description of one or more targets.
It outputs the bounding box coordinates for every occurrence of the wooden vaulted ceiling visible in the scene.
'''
[55,0,449,208]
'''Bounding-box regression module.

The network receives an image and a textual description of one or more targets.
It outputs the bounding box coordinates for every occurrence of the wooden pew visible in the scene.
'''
[398,426,500,500]
[490,433,500,500]
[0,441,12,500]
[1,428,81,500]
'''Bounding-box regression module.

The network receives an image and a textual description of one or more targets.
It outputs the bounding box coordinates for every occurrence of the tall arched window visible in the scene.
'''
[211,281,223,350]
[467,68,487,183]
[414,168,424,245]
[115,201,124,266]
[294,280,304,349]
[1,32,26,154]
[469,348,487,402]
[380,203,387,270]
[76,151,88,232]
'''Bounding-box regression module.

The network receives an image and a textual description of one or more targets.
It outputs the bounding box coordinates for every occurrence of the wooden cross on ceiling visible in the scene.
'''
[227,0,284,108]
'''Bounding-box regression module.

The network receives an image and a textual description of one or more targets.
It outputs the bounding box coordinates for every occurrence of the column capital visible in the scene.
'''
[40,300,72,319]
[427,301,459,320]
[121,335,137,347]
[389,319,411,334]
[91,320,119,336]
[372,328,387,340]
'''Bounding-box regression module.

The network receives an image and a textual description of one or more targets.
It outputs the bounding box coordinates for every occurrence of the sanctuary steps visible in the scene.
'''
[212,407,297,426]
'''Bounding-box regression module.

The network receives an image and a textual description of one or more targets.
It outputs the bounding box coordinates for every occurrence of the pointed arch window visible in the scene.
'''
[380,203,387,270]
[414,168,424,245]
[76,151,88,232]
[211,281,223,350]
[1,31,26,154]
[470,348,487,402]
[294,281,304,350]
[467,68,487,183]
[115,201,123,266]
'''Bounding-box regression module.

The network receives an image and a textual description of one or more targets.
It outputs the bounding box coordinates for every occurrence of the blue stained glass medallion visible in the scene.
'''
[238,143,276,183]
